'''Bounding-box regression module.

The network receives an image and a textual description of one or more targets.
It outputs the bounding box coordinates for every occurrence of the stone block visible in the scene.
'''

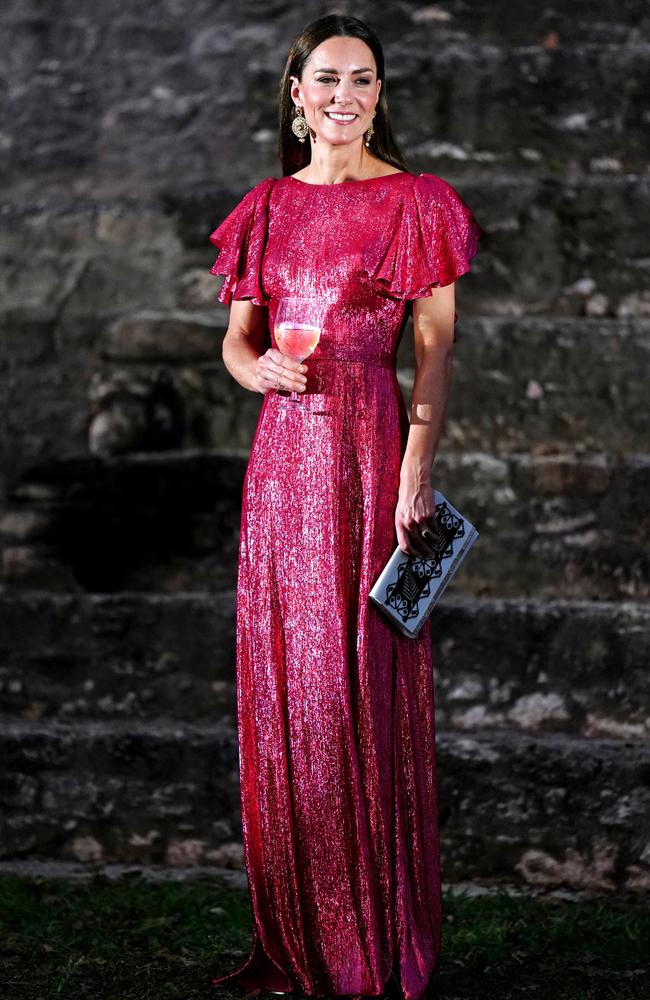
[0,720,648,892]
[2,449,648,598]
[1,593,648,740]
[0,592,237,722]
[103,311,222,362]
[431,597,650,739]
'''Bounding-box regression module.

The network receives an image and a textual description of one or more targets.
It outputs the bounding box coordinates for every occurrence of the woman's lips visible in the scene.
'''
[324,111,358,124]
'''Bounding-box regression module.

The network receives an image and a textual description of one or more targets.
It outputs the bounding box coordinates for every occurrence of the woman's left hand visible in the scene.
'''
[395,463,437,557]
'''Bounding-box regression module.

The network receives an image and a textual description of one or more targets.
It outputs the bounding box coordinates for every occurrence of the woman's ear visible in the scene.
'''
[289,75,302,105]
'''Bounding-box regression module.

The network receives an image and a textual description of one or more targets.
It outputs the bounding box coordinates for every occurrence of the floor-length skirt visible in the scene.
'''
[212,359,441,1000]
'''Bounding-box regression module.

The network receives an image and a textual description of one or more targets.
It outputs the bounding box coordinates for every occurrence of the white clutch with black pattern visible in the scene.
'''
[369,490,479,638]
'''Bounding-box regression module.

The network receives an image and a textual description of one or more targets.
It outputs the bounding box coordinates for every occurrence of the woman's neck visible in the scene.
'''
[298,142,383,185]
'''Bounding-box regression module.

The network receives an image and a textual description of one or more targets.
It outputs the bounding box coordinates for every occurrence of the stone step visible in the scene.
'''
[2,9,648,210]
[2,449,648,600]
[64,315,650,456]
[1,449,244,593]
[398,317,650,456]
[394,38,648,176]
[0,591,236,723]
[1,720,648,893]
[4,169,648,476]
[197,173,650,322]
[394,0,650,46]
[1,859,640,906]
[1,593,648,740]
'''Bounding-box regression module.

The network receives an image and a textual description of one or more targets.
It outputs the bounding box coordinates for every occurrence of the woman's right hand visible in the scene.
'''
[253,348,308,395]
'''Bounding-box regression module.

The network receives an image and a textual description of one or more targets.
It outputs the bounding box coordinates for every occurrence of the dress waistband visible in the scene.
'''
[307,348,395,371]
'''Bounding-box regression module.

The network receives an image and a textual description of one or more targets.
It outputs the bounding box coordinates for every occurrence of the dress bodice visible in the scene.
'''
[209,171,484,367]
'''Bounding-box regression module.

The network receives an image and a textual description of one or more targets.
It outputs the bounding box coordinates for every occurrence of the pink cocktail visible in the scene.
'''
[274,323,321,361]
[273,298,323,413]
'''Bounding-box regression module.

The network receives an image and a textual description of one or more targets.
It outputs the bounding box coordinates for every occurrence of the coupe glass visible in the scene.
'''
[273,297,322,413]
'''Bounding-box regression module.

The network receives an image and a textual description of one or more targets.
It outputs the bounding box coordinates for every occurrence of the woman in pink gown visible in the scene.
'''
[208,14,483,1000]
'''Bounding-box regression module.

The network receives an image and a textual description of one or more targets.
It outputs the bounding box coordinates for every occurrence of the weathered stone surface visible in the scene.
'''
[0,205,181,316]
[0,720,239,866]
[44,315,650,459]
[441,450,650,600]
[1,0,648,895]
[3,172,649,479]
[2,449,648,599]
[436,730,650,891]
[402,317,650,455]
[1,3,648,212]
[86,360,264,455]
[0,198,185,485]
[103,311,222,363]
[0,592,237,722]
[1,450,246,593]
[0,720,648,892]
[432,598,650,739]
[192,173,650,320]
[0,858,249,890]
[1,593,648,739]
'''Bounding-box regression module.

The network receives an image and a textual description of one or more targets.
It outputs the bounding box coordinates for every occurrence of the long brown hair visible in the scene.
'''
[277,14,410,177]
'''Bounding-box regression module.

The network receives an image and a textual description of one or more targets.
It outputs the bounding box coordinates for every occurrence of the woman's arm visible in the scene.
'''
[222,300,308,395]
[395,282,456,555]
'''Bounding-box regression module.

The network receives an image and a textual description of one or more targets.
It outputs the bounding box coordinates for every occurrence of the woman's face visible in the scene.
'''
[290,36,381,149]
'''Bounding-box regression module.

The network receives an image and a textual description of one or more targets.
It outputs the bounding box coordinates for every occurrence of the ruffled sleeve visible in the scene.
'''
[369,173,485,300]
[208,177,276,306]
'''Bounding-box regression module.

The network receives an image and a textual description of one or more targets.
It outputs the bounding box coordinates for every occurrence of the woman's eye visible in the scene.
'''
[316,77,372,85]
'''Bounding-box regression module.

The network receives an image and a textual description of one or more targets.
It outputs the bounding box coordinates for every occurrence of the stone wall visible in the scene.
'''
[2,1,649,488]
[1,1,649,891]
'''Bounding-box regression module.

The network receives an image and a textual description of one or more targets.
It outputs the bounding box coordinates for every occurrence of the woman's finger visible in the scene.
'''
[261,352,307,378]
[398,518,438,558]
[261,367,306,389]
[396,522,417,555]
[418,514,439,557]
[263,349,308,378]
[258,358,307,390]
[408,526,434,558]
[270,348,307,372]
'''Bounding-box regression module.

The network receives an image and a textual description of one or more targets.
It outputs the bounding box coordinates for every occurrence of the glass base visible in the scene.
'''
[277,395,314,413]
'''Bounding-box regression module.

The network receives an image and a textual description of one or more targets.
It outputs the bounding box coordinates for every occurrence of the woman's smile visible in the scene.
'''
[323,110,358,123]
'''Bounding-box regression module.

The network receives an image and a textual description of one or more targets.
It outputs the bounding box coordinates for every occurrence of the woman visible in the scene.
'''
[209,14,484,1000]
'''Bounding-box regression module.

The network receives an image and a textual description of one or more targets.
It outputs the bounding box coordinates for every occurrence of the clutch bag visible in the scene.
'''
[369,490,479,639]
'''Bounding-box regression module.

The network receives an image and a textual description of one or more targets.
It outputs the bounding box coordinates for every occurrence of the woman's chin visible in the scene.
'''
[315,130,364,147]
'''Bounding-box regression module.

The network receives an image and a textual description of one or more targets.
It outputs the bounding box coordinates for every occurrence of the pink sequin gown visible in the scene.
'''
[208,171,483,1000]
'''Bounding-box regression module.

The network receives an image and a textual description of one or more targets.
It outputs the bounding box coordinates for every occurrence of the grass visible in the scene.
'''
[0,873,649,999]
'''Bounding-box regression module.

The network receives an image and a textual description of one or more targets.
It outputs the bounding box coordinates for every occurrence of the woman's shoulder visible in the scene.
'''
[408,172,479,222]
[410,171,461,197]
[240,175,278,199]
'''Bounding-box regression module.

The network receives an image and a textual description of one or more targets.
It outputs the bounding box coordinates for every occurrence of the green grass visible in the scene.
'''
[0,874,648,999]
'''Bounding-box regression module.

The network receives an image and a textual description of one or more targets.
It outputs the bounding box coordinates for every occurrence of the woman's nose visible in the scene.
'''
[333,80,354,103]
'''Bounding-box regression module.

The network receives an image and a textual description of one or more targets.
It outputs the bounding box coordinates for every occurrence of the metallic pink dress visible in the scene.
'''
[208,172,483,1000]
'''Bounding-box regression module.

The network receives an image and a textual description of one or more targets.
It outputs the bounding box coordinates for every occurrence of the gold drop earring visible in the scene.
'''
[291,105,309,143]
[364,113,376,147]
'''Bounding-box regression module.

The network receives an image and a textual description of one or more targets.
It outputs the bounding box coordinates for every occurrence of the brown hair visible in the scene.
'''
[277,14,410,177]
